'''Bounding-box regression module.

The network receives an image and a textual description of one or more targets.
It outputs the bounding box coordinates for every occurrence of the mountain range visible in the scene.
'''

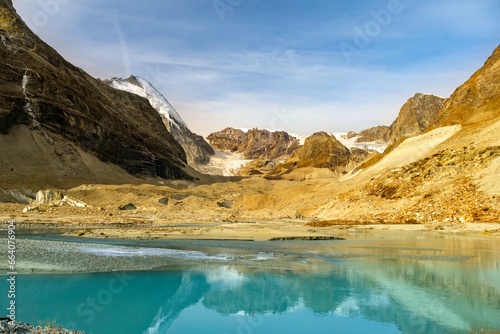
[0,0,499,226]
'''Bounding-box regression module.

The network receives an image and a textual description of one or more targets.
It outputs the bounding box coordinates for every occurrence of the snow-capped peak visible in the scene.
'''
[109,76,187,129]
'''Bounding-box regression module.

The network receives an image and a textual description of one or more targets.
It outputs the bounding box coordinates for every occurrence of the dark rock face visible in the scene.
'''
[207,127,300,160]
[0,2,191,180]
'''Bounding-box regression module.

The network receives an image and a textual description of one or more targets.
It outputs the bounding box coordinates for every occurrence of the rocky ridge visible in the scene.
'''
[0,1,192,188]
[207,127,300,160]
[355,93,446,144]
[107,76,214,166]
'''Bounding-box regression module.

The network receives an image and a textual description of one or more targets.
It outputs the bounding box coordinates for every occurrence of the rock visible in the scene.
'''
[345,131,358,139]
[30,190,88,208]
[22,206,43,213]
[0,320,86,333]
[35,190,64,203]
[275,132,352,172]
[356,93,445,144]
[217,199,234,209]
[388,93,446,143]
[356,126,390,143]
[158,197,169,205]
[119,203,137,210]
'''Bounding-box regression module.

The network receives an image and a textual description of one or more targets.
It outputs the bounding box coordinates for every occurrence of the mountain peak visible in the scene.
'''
[108,76,214,165]
[108,76,188,129]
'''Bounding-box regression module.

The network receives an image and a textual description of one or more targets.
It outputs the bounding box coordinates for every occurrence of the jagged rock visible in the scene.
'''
[35,190,64,203]
[207,127,300,160]
[0,2,192,183]
[107,76,215,165]
[22,190,89,210]
[356,93,446,144]
[389,93,446,143]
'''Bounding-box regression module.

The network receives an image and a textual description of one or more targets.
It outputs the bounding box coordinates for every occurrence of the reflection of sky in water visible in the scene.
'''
[4,233,500,334]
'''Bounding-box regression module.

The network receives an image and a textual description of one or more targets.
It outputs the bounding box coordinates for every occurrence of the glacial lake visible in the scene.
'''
[1,232,500,333]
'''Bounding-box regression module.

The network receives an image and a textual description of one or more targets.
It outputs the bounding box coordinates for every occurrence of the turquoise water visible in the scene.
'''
[2,233,500,333]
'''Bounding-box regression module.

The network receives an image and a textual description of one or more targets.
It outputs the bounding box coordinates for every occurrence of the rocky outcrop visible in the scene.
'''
[356,126,390,143]
[0,2,192,184]
[355,94,446,145]
[22,189,88,212]
[206,128,246,152]
[207,128,300,160]
[107,76,214,166]
[275,132,352,172]
[389,93,446,142]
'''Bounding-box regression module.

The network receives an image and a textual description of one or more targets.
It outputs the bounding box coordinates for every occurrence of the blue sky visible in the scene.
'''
[13,0,500,136]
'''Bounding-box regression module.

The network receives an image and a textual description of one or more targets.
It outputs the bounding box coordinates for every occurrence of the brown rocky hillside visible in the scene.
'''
[207,127,300,160]
[273,132,352,174]
[0,0,193,188]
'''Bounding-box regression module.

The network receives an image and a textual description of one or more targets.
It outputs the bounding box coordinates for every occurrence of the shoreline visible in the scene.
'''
[2,219,500,241]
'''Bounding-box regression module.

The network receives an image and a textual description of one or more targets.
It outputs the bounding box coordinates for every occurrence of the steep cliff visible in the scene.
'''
[0,1,192,187]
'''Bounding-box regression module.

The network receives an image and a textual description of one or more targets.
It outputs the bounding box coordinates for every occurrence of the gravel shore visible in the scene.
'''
[0,237,311,273]
[0,320,86,334]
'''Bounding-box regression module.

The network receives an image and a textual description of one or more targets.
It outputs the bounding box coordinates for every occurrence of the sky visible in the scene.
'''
[13,0,500,136]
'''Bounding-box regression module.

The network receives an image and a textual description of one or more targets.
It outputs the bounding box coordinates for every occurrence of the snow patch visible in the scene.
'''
[110,77,187,129]
[332,132,388,153]
[202,149,252,176]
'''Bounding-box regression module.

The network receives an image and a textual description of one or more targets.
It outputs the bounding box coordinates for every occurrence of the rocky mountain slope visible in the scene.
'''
[389,93,446,142]
[107,76,214,165]
[48,44,497,226]
[0,0,193,188]
[207,127,300,160]
[356,93,446,144]
[273,132,353,174]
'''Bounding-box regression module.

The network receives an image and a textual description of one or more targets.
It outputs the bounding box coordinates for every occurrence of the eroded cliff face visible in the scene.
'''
[0,2,192,185]
[207,127,300,160]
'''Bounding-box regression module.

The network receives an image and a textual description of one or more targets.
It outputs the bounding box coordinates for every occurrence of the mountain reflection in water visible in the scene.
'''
[6,234,500,334]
